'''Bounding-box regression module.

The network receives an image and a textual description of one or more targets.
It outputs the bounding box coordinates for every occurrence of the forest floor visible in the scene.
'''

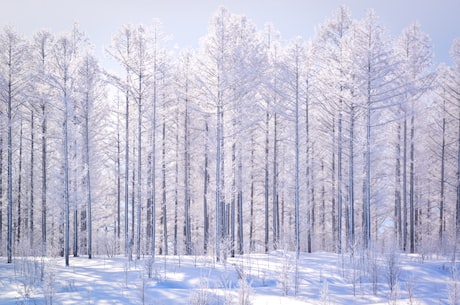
[0,250,458,304]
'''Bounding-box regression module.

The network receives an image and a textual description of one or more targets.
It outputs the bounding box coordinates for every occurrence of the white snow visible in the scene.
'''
[0,251,457,304]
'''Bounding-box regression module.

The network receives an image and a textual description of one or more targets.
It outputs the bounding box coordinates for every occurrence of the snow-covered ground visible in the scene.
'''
[0,250,458,304]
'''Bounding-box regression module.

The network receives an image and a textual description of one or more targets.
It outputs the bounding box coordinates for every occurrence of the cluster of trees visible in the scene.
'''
[1,6,460,264]
[0,25,105,264]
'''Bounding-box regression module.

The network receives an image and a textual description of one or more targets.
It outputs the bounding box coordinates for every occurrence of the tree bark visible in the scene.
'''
[84,89,92,259]
[41,103,47,256]
[30,111,35,250]
[17,120,23,244]
[64,73,70,267]
[184,94,192,255]
[273,113,279,249]
[348,103,355,250]
[161,120,167,255]
[439,100,446,245]
[264,103,270,253]
[249,135,255,253]
[203,120,209,254]
[395,121,402,248]
[409,102,415,253]
[7,41,14,264]
[294,49,300,259]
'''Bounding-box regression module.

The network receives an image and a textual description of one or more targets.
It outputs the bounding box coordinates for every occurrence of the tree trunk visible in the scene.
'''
[363,64,372,250]
[395,121,402,248]
[124,81,130,258]
[73,187,78,257]
[30,111,35,250]
[117,99,121,241]
[273,113,279,249]
[337,99,343,254]
[184,97,192,255]
[131,144,135,260]
[147,154,153,253]
[237,146,243,255]
[161,120,167,255]
[456,103,460,241]
[264,104,270,253]
[41,104,47,256]
[151,73,157,259]
[403,117,408,251]
[231,121,236,258]
[215,84,225,261]
[294,52,300,259]
[136,82,142,260]
[17,120,23,244]
[64,82,70,267]
[321,160,326,250]
[7,49,13,264]
[203,120,209,254]
[84,96,92,259]
[409,103,415,253]
[249,135,255,253]
[220,109,226,259]
[174,120,179,256]
[331,117,336,250]
[72,120,78,258]
[439,100,446,245]
[306,80,312,254]
[348,103,355,250]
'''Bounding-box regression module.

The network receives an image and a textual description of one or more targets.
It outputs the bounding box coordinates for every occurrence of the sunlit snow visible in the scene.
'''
[0,251,457,304]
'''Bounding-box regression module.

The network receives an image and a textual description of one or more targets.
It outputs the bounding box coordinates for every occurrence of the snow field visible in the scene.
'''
[0,251,458,304]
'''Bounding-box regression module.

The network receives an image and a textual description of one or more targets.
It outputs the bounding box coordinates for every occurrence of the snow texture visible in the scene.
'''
[0,251,457,304]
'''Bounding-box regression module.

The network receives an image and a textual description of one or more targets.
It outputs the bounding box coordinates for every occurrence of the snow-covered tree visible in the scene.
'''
[394,22,433,253]
[351,10,399,250]
[0,27,29,263]
[314,5,353,253]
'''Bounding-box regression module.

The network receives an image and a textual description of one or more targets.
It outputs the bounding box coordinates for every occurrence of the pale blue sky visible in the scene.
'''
[2,0,459,64]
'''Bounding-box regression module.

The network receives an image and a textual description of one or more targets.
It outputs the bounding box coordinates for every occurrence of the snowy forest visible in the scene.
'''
[1,5,460,268]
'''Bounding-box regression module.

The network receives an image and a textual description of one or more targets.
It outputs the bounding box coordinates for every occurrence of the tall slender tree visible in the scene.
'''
[51,36,73,266]
[395,22,433,252]
[77,54,102,259]
[31,30,53,257]
[197,7,235,262]
[314,6,353,253]
[107,25,134,258]
[352,10,398,249]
